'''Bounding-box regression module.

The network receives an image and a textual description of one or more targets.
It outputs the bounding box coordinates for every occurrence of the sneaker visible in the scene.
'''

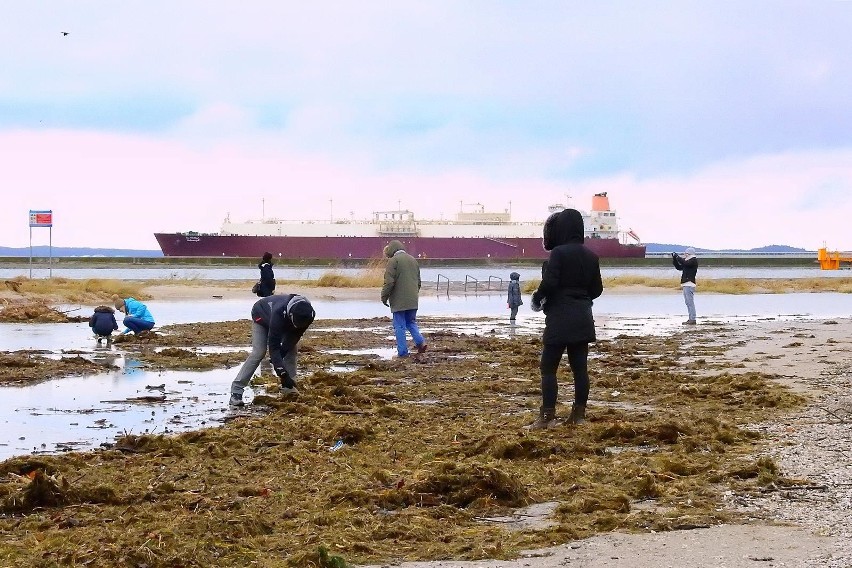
[682,320,697,325]
[416,343,428,354]
[229,395,245,407]
[279,386,300,396]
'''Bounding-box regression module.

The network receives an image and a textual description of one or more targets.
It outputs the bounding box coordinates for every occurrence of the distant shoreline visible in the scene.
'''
[2,255,822,269]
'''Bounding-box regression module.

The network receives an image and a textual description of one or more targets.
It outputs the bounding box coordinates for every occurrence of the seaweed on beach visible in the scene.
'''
[0,318,810,567]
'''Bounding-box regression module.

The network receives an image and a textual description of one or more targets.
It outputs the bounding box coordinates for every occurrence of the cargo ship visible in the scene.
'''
[154,192,645,260]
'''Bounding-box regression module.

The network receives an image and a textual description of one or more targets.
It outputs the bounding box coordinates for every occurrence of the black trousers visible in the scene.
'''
[539,342,590,409]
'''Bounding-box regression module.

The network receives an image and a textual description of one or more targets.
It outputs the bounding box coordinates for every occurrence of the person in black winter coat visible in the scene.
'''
[229,293,315,407]
[256,252,276,297]
[529,208,603,429]
[89,305,118,343]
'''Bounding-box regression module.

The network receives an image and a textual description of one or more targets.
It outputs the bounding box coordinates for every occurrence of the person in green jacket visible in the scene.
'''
[380,240,427,357]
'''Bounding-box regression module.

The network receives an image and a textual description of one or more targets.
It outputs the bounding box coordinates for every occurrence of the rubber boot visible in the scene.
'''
[567,403,587,425]
[528,406,558,430]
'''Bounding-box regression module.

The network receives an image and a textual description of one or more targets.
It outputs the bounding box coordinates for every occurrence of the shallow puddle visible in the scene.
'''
[0,361,243,459]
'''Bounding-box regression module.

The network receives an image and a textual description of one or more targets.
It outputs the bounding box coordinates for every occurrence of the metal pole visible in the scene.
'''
[29,226,32,279]
[49,227,53,278]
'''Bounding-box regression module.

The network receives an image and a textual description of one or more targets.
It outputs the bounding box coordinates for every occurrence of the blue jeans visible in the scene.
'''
[392,309,425,356]
[682,285,696,321]
[123,316,154,334]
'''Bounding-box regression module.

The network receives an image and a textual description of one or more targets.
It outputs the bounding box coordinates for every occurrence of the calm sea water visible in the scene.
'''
[6,265,849,281]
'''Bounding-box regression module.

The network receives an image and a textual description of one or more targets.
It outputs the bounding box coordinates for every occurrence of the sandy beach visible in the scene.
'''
[1,282,851,567]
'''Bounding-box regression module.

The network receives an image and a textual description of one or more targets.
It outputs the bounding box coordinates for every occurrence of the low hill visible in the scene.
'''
[644,243,810,254]
[0,246,163,257]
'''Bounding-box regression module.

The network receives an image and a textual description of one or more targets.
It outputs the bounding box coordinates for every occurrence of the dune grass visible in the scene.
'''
[312,259,385,288]
[2,277,150,303]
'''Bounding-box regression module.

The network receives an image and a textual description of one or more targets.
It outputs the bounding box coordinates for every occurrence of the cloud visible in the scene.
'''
[2,128,851,251]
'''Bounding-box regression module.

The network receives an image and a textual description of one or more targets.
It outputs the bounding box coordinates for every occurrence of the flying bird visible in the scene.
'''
[61,31,69,36]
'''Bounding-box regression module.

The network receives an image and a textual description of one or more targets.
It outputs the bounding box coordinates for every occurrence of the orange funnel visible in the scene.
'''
[591,192,610,211]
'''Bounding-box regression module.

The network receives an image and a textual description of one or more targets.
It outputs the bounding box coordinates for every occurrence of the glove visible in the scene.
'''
[671,252,678,258]
[531,295,545,312]
[381,298,389,307]
[275,367,296,389]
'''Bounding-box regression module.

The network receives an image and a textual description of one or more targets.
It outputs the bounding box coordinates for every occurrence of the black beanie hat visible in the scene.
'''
[288,299,315,329]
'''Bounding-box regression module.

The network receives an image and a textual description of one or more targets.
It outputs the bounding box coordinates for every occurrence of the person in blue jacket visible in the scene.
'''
[89,305,118,343]
[229,293,316,407]
[113,296,155,335]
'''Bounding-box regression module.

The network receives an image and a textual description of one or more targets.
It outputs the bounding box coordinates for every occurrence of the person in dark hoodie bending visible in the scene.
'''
[529,208,603,429]
[229,293,315,407]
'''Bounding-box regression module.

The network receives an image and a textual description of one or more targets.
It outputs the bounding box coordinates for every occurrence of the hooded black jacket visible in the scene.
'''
[257,261,276,297]
[532,208,603,344]
[250,294,315,372]
[89,306,119,336]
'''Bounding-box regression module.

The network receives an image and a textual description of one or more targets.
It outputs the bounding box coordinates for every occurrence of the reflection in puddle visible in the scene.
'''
[0,365,248,460]
[326,347,398,360]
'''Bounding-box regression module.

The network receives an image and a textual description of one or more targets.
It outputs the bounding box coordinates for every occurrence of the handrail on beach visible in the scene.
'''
[464,275,479,292]
[436,274,450,296]
[487,276,504,290]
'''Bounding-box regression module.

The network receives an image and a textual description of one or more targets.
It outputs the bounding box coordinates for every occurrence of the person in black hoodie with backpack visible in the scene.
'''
[529,208,603,429]
[256,252,276,297]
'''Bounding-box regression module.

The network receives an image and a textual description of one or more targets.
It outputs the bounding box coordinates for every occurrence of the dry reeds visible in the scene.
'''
[314,260,385,288]
[2,277,149,303]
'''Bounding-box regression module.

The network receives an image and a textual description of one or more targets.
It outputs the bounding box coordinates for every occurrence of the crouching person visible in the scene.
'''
[229,293,316,407]
[90,305,119,343]
[113,296,155,336]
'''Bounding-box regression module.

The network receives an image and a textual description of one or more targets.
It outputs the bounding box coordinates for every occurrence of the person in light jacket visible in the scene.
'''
[507,271,523,321]
[529,208,603,429]
[113,296,155,335]
[256,252,276,297]
[380,240,427,357]
[672,247,698,325]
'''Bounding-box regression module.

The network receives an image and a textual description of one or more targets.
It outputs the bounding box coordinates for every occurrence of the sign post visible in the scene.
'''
[28,210,53,278]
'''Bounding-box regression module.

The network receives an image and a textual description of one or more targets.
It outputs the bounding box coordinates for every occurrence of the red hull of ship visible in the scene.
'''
[154,234,646,260]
